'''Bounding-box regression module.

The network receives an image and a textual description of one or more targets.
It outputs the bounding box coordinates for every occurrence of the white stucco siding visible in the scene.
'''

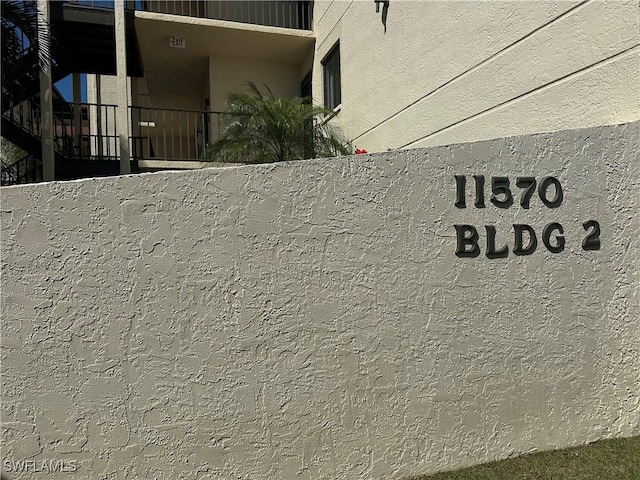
[208,55,302,113]
[412,48,639,149]
[313,0,640,152]
[208,55,303,146]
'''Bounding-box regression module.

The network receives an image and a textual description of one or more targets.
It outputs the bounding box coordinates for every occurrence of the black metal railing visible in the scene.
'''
[3,96,42,137]
[139,0,313,30]
[2,97,120,160]
[59,0,314,29]
[4,100,229,165]
[130,106,224,162]
[1,154,43,186]
[64,0,114,9]
[52,102,119,160]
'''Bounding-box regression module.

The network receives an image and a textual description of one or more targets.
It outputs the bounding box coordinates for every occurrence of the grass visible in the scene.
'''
[405,436,640,480]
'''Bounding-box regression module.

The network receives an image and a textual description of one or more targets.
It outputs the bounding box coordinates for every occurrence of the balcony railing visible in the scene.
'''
[3,98,120,160]
[3,99,235,166]
[139,0,313,30]
[3,96,42,138]
[130,106,223,163]
[52,102,119,160]
[1,155,43,186]
[62,0,118,10]
[62,0,313,29]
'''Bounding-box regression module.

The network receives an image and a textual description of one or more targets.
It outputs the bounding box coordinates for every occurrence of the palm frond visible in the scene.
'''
[1,0,53,86]
[205,82,352,164]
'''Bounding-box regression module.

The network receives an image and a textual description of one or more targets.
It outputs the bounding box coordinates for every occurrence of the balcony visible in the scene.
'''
[2,99,224,181]
[1,98,124,182]
[139,0,313,30]
[131,106,224,169]
[59,1,313,30]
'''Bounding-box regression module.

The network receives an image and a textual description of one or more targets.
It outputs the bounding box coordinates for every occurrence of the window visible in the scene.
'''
[322,43,341,110]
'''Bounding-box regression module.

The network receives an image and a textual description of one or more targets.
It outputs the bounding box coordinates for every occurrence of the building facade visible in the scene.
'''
[313,0,639,152]
[2,0,638,182]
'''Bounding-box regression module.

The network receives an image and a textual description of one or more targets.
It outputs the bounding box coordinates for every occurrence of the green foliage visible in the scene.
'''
[205,82,352,164]
[0,138,26,166]
[1,0,52,87]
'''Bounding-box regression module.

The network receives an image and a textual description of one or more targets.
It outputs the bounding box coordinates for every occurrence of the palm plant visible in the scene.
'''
[1,0,51,88]
[205,82,352,164]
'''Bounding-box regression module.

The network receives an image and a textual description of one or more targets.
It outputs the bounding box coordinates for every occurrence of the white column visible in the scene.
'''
[115,0,131,174]
[38,0,54,181]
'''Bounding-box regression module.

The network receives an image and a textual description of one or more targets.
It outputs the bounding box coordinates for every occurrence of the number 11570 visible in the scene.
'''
[454,175,563,209]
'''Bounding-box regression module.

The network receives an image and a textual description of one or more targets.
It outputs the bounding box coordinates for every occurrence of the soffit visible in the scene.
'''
[134,12,315,69]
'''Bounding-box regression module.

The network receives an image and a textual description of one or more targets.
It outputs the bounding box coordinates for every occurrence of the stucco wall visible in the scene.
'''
[208,55,302,113]
[313,0,640,152]
[1,123,639,479]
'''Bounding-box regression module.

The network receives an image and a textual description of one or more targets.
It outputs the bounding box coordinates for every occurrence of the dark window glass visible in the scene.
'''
[322,43,341,110]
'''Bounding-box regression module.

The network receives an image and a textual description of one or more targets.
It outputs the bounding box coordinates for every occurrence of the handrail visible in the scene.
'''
[2,98,121,161]
[138,0,313,30]
[55,1,315,30]
[60,1,116,11]
[3,99,235,166]
[1,153,43,186]
[130,105,224,115]
[129,106,225,162]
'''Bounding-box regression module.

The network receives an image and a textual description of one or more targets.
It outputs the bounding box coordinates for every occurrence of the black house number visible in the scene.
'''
[453,175,601,258]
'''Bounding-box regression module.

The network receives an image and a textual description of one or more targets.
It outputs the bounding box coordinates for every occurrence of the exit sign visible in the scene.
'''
[169,36,185,48]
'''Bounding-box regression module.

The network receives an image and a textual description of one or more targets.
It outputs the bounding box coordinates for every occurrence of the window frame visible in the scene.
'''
[322,42,341,110]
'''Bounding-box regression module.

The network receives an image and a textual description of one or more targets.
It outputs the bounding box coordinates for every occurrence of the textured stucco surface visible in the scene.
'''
[1,123,639,479]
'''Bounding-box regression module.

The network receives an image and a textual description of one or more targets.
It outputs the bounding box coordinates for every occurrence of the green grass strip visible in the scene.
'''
[406,436,640,480]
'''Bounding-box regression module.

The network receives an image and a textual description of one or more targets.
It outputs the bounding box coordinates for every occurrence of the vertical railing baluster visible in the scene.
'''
[160,110,165,159]
[107,104,111,159]
[101,103,104,159]
[186,112,191,160]
[283,0,287,28]
[193,110,197,160]
[153,109,157,158]
[105,104,110,159]
[179,111,183,160]
[171,110,175,159]
[149,108,153,159]
[289,1,293,28]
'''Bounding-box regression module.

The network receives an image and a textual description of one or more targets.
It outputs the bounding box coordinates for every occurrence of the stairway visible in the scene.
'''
[1,154,42,186]
[1,0,142,186]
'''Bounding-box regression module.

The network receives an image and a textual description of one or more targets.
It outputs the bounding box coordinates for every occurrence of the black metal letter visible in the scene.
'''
[485,225,508,259]
[473,175,485,208]
[490,177,514,208]
[454,175,466,208]
[582,220,601,250]
[539,177,563,208]
[455,225,480,258]
[542,222,565,253]
[513,224,537,255]
[516,177,537,209]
